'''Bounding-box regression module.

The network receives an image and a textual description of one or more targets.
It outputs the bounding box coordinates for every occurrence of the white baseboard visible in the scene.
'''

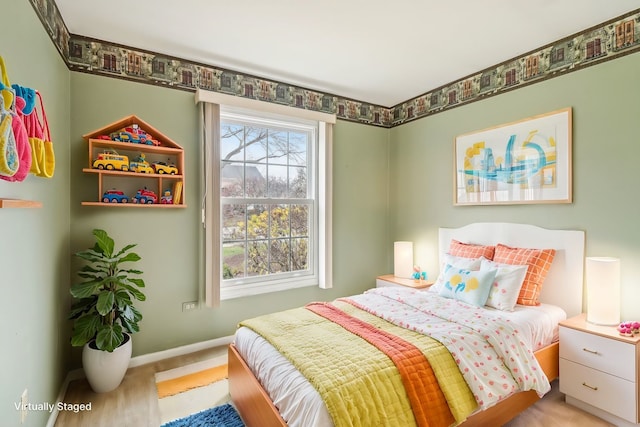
[129,335,234,368]
[47,335,234,427]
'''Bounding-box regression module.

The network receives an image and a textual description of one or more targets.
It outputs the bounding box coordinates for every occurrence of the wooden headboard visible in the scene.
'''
[438,223,585,318]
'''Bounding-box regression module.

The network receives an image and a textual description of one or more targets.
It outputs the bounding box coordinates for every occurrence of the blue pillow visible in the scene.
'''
[438,264,497,307]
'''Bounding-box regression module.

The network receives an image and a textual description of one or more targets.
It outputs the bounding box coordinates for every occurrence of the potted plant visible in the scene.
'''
[68,229,146,392]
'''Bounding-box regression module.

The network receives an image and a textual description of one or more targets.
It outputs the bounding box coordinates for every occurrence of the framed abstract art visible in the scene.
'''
[454,107,572,206]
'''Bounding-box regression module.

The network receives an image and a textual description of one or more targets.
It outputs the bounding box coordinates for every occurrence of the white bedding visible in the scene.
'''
[234,290,566,427]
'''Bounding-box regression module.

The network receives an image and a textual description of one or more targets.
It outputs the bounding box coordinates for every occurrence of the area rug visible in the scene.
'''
[156,351,233,425]
[161,403,244,427]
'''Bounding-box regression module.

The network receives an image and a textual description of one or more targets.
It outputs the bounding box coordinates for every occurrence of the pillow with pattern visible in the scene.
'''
[429,253,483,294]
[449,239,495,260]
[481,258,528,311]
[438,264,497,307]
[493,244,556,306]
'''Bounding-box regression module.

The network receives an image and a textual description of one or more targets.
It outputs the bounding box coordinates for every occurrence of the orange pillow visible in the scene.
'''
[449,239,495,260]
[493,244,556,306]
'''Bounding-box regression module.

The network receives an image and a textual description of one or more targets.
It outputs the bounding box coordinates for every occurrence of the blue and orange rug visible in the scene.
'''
[156,348,243,426]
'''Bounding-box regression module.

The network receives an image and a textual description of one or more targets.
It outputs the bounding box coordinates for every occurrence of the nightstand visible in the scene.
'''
[559,313,640,426]
[376,274,434,290]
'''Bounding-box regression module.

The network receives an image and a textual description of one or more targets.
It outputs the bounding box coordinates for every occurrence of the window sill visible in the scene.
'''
[221,278,319,300]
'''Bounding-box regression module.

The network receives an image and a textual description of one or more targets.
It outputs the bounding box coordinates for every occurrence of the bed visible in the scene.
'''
[228,222,585,427]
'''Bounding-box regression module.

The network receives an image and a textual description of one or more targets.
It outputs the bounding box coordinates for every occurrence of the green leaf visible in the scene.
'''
[121,284,146,301]
[68,298,97,319]
[120,316,139,334]
[70,280,102,298]
[117,252,141,263]
[114,243,137,258]
[127,277,146,288]
[130,305,143,322]
[93,229,114,257]
[70,314,101,347]
[119,304,134,322]
[95,324,123,352]
[96,291,115,316]
[78,265,104,274]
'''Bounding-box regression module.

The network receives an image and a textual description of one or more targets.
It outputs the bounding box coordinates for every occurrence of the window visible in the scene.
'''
[182,70,193,86]
[196,90,334,305]
[448,90,457,105]
[505,68,517,86]
[220,110,316,295]
[551,47,565,64]
[480,74,491,90]
[103,53,117,71]
[153,60,165,74]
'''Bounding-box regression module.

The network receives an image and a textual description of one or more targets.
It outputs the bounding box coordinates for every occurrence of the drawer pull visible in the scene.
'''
[582,347,600,355]
[582,382,598,391]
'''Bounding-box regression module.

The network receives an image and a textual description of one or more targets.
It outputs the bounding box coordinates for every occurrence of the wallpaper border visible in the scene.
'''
[27,0,640,128]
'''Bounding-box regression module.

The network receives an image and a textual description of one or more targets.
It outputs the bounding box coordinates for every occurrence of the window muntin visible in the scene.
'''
[220,111,317,290]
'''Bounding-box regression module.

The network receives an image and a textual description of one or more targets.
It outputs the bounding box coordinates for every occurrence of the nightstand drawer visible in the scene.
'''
[560,327,635,381]
[560,359,637,423]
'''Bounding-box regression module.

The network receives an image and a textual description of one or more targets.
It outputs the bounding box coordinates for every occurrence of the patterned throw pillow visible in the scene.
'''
[449,239,495,260]
[429,253,483,294]
[493,244,556,306]
[438,264,497,307]
[481,258,528,311]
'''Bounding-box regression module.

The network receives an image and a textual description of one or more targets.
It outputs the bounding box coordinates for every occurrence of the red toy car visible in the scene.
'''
[132,188,158,204]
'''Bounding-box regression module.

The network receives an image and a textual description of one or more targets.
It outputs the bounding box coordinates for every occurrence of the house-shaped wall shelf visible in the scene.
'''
[81,115,186,208]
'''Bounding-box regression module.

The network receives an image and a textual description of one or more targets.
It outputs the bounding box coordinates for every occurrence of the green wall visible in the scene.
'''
[69,72,390,361]
[0,1,71,426]
[5,3,640,425]
[389,52,640,319]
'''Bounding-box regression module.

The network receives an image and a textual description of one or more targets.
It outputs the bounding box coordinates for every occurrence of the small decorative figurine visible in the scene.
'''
[412,265,428,283]
[160,190,173,204]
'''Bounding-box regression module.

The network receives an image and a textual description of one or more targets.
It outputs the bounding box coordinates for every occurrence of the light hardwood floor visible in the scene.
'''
[54,346,225,427]
[55,346,614,427]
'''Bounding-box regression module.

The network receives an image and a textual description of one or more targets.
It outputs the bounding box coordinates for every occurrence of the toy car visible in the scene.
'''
[102,190,129,203]
[110,125,161,146]
[129,153,154,174]
[152,161,178,175]
[92,150,129,171]
[132,188,158,204]
[130,162,154,173]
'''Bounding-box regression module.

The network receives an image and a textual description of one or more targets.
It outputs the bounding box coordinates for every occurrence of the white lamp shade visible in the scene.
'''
[586,257,620,325]
[394,241,413,279]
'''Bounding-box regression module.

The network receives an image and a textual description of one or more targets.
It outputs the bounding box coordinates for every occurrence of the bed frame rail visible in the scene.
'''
[229,344,287,427]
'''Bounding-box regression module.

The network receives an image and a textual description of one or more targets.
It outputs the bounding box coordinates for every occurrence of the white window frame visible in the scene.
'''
[196,90,334,306]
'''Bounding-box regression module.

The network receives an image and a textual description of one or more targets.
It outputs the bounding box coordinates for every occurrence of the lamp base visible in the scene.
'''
[586,316,619,326]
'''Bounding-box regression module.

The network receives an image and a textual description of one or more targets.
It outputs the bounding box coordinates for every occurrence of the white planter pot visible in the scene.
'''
[82,333,132,393]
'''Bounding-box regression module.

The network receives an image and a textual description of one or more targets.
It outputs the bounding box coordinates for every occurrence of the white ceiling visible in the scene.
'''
[55,0,639,107]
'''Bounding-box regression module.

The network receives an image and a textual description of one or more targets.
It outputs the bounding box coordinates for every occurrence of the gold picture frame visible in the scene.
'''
[454,107,572,206]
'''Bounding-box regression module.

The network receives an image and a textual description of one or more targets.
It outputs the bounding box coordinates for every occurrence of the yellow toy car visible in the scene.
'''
[129,161,154,174]
[92,150,129,171]
[129,153,154,174]
[152,161,178,175]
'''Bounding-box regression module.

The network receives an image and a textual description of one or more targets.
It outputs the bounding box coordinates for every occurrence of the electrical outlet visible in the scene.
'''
[20,389,27,424]
[182,301,197,311]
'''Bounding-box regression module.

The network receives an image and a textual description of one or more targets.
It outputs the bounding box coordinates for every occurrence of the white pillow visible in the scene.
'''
[481,258,528,311]
[438,264,497,307]
[429,253,483,294]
